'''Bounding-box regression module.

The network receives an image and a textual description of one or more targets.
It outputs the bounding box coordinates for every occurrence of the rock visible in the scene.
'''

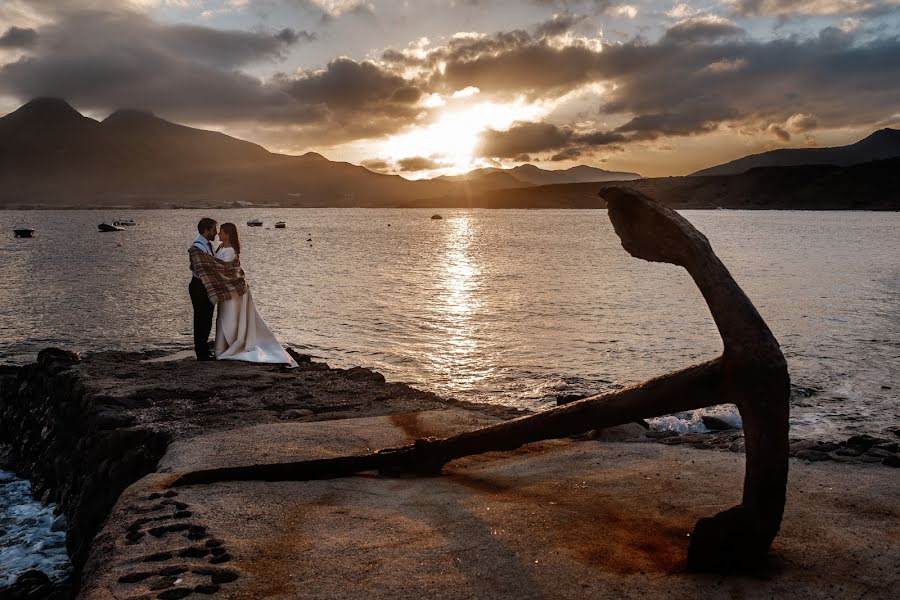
[789,440,818,454]
[814,442,841,453]
[794,450,832,462]
[863,447,893,459]
[874,442,899,453]
[701,416,734,431]
[845,434,890,451]
[883,455,900,468]
[834,447,863,457]
[881,385,892,390]
[591,422,648,442]
[343,366,386,384]
[36,348,80,368]
[280,408,314,420]
[556,393,587,406]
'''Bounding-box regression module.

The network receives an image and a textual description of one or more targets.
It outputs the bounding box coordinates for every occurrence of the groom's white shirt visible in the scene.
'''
[191,234,217,278]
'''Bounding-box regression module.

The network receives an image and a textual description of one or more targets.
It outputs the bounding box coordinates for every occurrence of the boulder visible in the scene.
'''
[701,415,734,431]
[883,455,900,468]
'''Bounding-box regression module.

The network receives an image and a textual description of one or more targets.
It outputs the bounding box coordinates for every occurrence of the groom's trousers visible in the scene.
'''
[189,277,214,359]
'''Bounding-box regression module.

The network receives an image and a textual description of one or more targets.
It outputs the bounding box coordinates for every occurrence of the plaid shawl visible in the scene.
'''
[189,247,247,305]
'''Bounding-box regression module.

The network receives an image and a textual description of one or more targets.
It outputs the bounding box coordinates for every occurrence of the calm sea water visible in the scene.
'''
[1,209,898,441]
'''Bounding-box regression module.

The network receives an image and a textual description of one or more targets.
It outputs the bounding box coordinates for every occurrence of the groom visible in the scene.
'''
[189,218,219,361]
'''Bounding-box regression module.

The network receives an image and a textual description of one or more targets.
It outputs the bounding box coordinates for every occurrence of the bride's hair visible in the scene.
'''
[221,222,241,255]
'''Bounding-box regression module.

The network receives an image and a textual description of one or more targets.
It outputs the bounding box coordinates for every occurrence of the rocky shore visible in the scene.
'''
[0,347,516,597]
[1,348,898,599]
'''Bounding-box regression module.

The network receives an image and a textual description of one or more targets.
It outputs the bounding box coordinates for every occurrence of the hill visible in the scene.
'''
[405,158,900,210]
[692,128,900,176]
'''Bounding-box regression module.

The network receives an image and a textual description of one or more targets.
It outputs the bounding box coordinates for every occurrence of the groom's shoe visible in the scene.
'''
[197,353,216,362]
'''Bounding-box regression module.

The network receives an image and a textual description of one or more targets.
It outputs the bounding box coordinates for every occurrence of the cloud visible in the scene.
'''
[660,16,746,45]
[397,155,449,171]
[361,158,390,172]
[0,26,37,48]
[477,120,625,158]
[0,8,424,145]
[726,0,896,16]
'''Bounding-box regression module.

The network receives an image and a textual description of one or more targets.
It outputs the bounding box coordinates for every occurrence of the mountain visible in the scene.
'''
[408,159,900,210]
[0,98,456,208]
[692,128,900,176]
[437,163,641,187]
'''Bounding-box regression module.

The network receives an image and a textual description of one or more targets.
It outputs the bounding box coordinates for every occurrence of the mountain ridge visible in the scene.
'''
[692,128,900,176]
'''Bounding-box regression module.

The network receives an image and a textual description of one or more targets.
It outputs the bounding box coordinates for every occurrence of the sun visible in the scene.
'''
[375,100,544,177]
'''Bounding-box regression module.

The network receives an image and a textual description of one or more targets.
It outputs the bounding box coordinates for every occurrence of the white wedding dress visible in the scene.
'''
[214,246,297,366]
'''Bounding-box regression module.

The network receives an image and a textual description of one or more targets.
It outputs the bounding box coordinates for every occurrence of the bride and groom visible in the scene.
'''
[188,217,297,366]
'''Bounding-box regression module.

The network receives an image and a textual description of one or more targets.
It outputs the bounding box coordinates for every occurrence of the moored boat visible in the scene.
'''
[113,219,137,226]
[431,214,443,220]
[247,219,263,227]
[275,221,286,229]
[98,223,125,232]
[13,224,35,238]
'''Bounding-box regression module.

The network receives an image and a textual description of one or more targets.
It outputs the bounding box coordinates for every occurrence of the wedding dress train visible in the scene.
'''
[214,246,297,366]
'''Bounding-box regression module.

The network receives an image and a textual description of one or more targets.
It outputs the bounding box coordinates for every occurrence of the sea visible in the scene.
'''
[1,208,898,583]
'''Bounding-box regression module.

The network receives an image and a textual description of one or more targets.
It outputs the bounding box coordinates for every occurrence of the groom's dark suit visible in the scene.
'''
[189,235,216,360]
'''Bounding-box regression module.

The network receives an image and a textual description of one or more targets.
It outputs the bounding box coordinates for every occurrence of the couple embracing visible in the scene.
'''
[188,217,297,366]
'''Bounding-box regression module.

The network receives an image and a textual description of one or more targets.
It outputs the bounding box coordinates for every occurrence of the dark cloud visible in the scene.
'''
[397,156,449,171]
[729,0,892,16]
[477,120,624,158]
[660,18,747,46]
[551,147,581,161]
[0,8,425,145]
[0,26,38,49]
[361,158,390,172]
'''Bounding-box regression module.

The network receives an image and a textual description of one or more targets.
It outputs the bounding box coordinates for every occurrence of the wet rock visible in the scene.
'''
[119,572,154,583]
[342,366,386,384]
[815,442,841,453]
[883,455,900,468]
[863,447,893,459]
[280,408,314,420]
[148,576,176,591]
[874,442,899,453]
[789,440,818,454]
[834,447,863,457]
[701,416,734,431]
[37,348,80,368]
[208,553,232,564]
[845,434,890,451]
[794,450,832,462]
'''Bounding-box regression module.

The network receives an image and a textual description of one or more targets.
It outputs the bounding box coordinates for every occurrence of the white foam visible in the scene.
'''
[0,471,71,586]
[646,404,743,434]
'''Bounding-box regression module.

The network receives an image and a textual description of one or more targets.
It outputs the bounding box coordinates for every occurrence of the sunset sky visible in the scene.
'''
[1,0,899,178]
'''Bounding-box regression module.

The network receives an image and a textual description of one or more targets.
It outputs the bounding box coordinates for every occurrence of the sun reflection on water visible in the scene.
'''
[427,214,489,390]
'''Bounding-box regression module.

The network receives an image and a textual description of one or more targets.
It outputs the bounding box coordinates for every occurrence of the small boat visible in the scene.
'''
[431,214,443,220]
[247,219,263,227]
[13,225,35,238]
[113,219,137,226]
[275,221,286,229]
[98,223,125,232]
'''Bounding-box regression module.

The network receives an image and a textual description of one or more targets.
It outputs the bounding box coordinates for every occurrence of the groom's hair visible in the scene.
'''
[197,218,217,234]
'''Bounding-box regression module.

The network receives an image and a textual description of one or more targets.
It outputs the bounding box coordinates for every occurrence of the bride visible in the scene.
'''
[213,223,297,366]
